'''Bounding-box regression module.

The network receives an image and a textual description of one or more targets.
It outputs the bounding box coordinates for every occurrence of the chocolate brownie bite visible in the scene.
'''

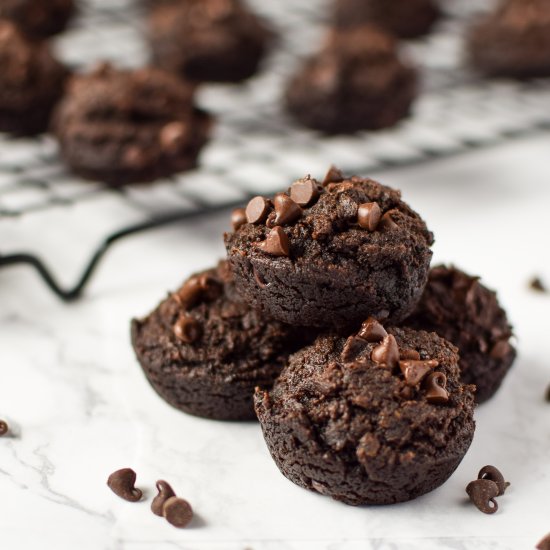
[405,265,516,404]
[148,0,271,83]
[52,63,212,185]
[285,26,417,134]
[332,0,440,39]
[467,0,550,79]
[131,262,307,421]
[0,21,68,136]
[225,171,433,330]
[0,0,74,39]
[255,321,476,505]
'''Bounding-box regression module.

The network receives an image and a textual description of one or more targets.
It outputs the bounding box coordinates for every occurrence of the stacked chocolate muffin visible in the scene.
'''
[132,169,516,506]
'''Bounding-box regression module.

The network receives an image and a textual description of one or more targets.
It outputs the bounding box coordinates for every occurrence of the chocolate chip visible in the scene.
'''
[399,386,415,400]
[466,479,500,514]
[0,420,8,436]
[478,465,510,496]
[400,349,421,361]
[197,273,223,301]
[424,372,449,404]
[341,336,369,363]
[371,334,400,369]
[357,202,382,231]
[322,166,344,186]
[273,193,302,226]
[529,276,547,293]
[175,276,203,308]
[537,533,550,550]
[246,196,270,224]
[357,317,387,342]
[490,339,512,360]
[253,266,268,288]
[163,496,194,528]
[173,314,202,343]
[160,121,187,153]
[107,468,142,502]
[255,227,290,257]
[290,177,321,207]
[151,480,176,517]
[379,211,398,231]
[400,359,438,386]
[231,208,247,231]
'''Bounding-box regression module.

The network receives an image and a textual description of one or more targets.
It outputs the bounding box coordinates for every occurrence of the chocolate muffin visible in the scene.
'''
[467,0,550,79]
[405,266,516,404]
[131,261,308,421]
[332,0,440,39]
[52,63,212,185]
[285,26,417,134]
[0,21,68,136]
[225,170,434,330]
[148,0,271,83]
[255,321,476,505]
[0,0,74,39]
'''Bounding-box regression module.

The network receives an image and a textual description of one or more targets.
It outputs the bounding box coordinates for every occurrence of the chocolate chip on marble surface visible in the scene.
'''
[371,334,400,369]
[357,317,387,342]
[231,208,247,231]
[151,480,176,516]
[529,276,547,293]
[0,420,8,436]
[173,314,202,343]
[255,227,290,257]
[163,496,194,528]
[466,478,500,514]
[400,359,438,386]
[424,371,449,404]
[478,465,510,496]
[537,533,550,550]
[322,166,344,186]
[107,468,143,502]
[246,196,271,224]
[290,177,321,207]
[273,193,302,226]
[357,202,381,231]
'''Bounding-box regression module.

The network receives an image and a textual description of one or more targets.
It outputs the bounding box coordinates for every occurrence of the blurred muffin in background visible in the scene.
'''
[467,0,550,79]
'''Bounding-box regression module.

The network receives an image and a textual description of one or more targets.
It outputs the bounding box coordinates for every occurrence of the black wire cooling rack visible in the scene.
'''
[1,0,550,301]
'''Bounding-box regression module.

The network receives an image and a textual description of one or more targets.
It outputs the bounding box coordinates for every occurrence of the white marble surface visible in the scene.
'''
[2,136,550,549]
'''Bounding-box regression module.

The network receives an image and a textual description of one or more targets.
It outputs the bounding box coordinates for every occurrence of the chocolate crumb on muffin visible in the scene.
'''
[131,261,308,421]
[405,265,516,404]
[285,26,417,134]
[255,321,476,505]
[148,0,271,83]
[52,63,212,185]
[332,0,440,39]
[467,0,550,79]
[225,170,433,330]
[0,0,75,39]
[0,21,68,136]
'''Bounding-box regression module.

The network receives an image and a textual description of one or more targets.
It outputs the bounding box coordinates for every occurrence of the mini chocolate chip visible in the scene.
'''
[371,334,400,369]
[0,420,8,436]
[424,372,449,404]
[341,336,369,363]
[357,202,382,231]
[379,211,398,231]
[173,314,202,343]
[357,317,387,342]
[197,273,223,301]
[255,227,290,257]
[322,166,344,186]
[273,193,302,226]
[400,349,421,361]
[163,496,194,528]
[246,196,270,224]
[478,466,510,496]
[290,177,321,207]
[175,276,203,309]
[529,276,547,293]
[160,121,187,153]
[151,480,176,517]
[107,468,142,502]
[466,479,500,514]
[231,208,247,231]
[490,339,512,360]
[400,359,439,386]
[537,533,550,550]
